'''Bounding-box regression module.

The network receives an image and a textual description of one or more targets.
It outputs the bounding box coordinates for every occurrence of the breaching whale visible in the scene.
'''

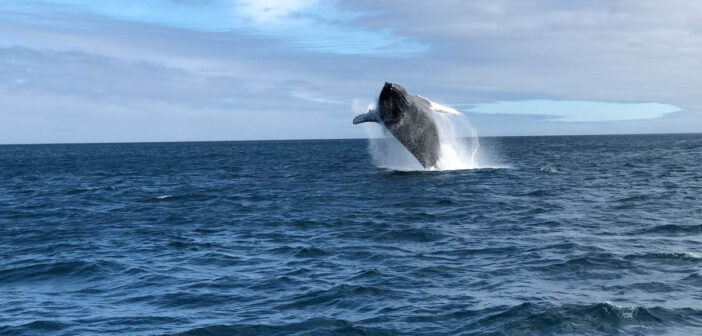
[353,82,459,169]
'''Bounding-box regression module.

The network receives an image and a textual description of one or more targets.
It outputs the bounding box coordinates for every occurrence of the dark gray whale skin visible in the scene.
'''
[353,82,441,169]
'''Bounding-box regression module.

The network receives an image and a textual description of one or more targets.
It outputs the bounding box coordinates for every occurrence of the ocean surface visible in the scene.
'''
[1,134,701,335]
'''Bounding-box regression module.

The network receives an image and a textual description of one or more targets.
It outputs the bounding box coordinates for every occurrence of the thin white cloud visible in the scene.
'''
[466,100,681,122]
[235,0,318,23]
[291,91,345,105]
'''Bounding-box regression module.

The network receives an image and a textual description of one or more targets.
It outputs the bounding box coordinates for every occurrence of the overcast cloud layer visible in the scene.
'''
[1,0,701,143]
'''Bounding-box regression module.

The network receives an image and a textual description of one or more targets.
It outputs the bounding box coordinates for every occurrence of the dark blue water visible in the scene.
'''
[1,134,701,335]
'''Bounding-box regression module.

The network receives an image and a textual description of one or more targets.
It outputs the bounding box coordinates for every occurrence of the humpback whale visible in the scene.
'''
[353,83,459,169]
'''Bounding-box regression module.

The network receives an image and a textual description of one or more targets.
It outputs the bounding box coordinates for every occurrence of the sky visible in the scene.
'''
[1,0,701,143]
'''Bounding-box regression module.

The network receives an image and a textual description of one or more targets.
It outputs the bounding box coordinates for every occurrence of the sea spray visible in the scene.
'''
[433,112,480,170]
[353,99,482,171]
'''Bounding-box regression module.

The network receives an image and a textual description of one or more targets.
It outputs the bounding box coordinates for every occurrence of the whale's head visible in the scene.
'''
[378,82,410,124]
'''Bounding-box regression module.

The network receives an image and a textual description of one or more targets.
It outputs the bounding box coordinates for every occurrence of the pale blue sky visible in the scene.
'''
[1,0,701,143]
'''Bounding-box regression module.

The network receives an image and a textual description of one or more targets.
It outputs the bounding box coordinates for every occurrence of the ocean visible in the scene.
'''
[1,134,701,335]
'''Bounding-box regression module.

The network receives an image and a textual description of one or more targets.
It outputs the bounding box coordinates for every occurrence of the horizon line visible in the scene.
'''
[1,131,700,146]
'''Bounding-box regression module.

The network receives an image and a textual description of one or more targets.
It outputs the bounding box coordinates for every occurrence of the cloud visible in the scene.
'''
[0,0,701,143]
[235,0,318,23]
[1,0,426,56]
[339,1,702,103]
[0,46,363,143]
[466,100,681,122]
[291,91,345,105]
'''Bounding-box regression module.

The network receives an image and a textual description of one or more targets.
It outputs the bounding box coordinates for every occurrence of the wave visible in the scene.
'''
[374,227,448,243]
[271,284,397,317]
[156,302,702,336]
[624,252,701,263]
[632,224,702,235]
[267,245,329,258]
[534,254,634,280]
[601,281,678,293]
[0,320,69,335]
[65,186,110,194]
[147,193,218,202]
[166,318,394,336]
[0,260,124,283]
[614,194,651,203]
[680,272,702,286]
[473,302,702,335]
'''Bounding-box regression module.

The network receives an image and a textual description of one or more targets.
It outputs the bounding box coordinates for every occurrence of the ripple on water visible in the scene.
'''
[631,224,702,236]
[166,318,395,336]
[0,260,125,283]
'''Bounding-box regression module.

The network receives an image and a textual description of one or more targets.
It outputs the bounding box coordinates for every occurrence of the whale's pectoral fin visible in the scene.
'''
[352,109,380,124]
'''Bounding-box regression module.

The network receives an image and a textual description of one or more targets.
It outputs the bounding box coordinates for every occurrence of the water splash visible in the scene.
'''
[353,99,484,171]
[432,112,480,170]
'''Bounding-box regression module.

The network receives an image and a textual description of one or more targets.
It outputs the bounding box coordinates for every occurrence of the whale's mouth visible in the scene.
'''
[384,83,408,105]
[379,83,409,117]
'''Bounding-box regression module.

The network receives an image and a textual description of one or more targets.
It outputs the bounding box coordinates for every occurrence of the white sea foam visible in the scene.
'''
[77,186,102,191]
[353,99,493,171]
[683,251,701,259]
